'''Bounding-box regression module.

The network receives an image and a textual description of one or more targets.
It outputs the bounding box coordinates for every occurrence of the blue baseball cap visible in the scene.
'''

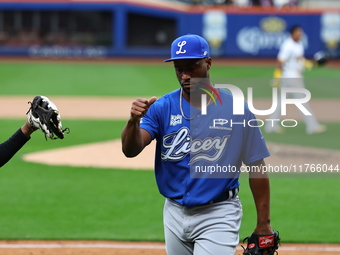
[164,34,210,62]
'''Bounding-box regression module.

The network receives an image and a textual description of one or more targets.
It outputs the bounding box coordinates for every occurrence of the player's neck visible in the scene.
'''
[291,36,300,42]
[190,96,202,109]
[182,90,214,109]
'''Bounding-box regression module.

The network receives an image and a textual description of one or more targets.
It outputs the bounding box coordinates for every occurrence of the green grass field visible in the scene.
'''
[0,61,339,243]
[1,62,340,98]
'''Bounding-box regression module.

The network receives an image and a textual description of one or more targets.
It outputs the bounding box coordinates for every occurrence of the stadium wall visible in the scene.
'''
[0,0,339,59]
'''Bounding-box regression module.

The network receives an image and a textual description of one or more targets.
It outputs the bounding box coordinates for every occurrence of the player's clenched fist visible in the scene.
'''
[130,97,157,120]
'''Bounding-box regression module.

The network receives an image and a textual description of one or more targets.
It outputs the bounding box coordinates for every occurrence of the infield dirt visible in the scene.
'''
[0,96,339,170]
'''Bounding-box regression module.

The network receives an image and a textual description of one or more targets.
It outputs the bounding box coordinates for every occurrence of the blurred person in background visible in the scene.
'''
[265,25,326,135]
[286,0,298,6]
[273,0,299,6]
[250,0,274,6]
[191,0,234,5]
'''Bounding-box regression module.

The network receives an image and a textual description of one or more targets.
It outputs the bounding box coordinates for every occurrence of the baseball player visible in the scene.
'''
[122,34,275,255]
[0,120,36,167]
[265,25,327,134]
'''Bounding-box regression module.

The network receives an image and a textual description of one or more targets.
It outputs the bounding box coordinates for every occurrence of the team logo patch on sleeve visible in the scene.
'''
[170,114,182,126]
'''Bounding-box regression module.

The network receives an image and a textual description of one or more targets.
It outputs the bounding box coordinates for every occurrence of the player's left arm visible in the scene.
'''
[247,158,273,235]
[21,120,36,138]
[0,121,34,168]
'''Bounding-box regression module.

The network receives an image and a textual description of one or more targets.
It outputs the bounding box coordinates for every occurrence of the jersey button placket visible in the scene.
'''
[183,201,191,236]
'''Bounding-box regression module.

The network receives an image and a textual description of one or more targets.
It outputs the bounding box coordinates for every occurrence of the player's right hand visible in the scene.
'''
[130,97,157,120]
[304,59,314,71]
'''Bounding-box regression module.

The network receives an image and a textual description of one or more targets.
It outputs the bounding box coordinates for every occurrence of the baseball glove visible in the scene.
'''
[242,230,280,255]
[313,50,330,66]
[26,95,69,140]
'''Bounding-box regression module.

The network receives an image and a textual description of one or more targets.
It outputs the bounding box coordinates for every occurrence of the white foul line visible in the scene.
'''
[0,243,165,249]
[0,243,339,252]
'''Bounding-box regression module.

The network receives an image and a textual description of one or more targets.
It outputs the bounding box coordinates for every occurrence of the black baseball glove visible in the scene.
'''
[242,230,280,255]
[314,50,330,66]
[27,96,69,140]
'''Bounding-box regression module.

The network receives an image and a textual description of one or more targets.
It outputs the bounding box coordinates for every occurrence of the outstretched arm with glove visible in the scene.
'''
[0,121,35,167]
[0,96,68,168]
[27,95,69,140]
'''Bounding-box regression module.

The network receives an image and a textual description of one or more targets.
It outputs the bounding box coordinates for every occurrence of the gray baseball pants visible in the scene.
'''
[163,197,243,255]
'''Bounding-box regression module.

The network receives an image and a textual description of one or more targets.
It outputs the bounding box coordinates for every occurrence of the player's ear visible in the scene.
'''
[205,57,212,70]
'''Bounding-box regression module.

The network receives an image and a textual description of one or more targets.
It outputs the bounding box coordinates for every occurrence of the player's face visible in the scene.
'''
[173,58,212,95]
[292,28,303,42]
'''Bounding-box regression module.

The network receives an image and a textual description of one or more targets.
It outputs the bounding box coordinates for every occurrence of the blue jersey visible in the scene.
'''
[140,88,270,207]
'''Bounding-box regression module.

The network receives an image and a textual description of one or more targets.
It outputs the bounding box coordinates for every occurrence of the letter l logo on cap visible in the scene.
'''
[176,41,187,54]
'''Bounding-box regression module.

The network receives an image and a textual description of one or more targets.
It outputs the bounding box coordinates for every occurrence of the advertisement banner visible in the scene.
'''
[320,12,340,59]
[224,14,322,58]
